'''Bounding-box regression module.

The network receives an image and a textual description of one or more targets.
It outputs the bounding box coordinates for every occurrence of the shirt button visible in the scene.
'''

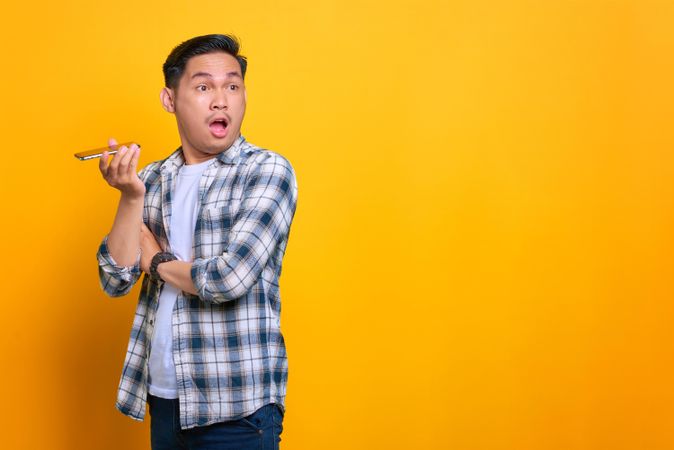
[258,429,263,435]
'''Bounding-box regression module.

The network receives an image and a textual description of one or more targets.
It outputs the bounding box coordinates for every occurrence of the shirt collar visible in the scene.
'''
[160,135,246,173]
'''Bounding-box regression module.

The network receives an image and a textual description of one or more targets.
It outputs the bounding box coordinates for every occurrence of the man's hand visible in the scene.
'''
[140,223,162,273]
[99,137,145,199]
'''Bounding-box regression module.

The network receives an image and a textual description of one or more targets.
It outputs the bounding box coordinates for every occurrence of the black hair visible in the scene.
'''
[163,34,247,89]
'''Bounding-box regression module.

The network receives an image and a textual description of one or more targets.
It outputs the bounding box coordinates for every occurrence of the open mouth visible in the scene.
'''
[209,117,229,138]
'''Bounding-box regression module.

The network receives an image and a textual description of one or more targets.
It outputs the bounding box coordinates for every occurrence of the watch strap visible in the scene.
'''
[150,251,177,281]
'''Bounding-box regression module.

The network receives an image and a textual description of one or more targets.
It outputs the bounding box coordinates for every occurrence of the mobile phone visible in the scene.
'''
[74,141,141,161]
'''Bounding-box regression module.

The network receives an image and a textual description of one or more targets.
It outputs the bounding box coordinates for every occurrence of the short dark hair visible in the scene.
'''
[163,34,247,90]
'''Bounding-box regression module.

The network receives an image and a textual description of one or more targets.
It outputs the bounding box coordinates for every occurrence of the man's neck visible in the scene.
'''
[181,134,240,165]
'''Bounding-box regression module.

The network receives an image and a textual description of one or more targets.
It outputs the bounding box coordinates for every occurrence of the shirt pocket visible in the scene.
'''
[197,203,233,257]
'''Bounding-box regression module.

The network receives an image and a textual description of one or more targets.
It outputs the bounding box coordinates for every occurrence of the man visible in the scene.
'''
[96,34,298,450]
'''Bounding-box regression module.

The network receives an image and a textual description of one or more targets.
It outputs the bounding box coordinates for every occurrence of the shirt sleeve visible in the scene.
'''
[96,163,153,298]
[190,152,298,303]
[97,235,143,297]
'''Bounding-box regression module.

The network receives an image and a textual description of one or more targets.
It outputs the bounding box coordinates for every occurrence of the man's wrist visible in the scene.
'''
[119,191,145,204]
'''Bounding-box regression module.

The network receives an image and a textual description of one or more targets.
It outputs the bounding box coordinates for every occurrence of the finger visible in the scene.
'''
[128,146,141,175]
[109,145,128,173]
[129,147,140,176]
[99,151,109,175]
[106,147,124,184]
[107,138,122,166]
[121,143,139,176]
[119,143,136,173]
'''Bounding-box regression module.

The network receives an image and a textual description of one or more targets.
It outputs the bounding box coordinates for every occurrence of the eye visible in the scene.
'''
[229,84,239,91]
[197,84,208,92]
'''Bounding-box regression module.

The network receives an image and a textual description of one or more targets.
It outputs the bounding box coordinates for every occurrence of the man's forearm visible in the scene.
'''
[107,194,144,267]
[157,260,198,295]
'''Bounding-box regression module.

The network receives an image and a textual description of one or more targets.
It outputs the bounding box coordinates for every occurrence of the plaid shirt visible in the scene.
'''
[96,136,298,429]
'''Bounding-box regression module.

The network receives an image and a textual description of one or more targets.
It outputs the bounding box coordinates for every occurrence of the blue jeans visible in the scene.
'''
[147,395,284,450]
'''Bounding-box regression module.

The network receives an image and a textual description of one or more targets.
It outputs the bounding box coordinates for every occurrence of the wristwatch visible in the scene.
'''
[150,251,177,281]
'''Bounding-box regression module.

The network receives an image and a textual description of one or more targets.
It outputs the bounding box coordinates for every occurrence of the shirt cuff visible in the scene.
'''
[97,235,142,282]
[190,257,210,301]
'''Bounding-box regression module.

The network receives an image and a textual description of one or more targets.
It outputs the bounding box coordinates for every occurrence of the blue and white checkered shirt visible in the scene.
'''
[96,135,298,429]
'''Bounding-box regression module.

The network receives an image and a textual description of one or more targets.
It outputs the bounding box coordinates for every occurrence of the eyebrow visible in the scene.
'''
[191,71,242,80]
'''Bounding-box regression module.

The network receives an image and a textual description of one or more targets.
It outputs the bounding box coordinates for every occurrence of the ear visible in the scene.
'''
[160,87,175,113]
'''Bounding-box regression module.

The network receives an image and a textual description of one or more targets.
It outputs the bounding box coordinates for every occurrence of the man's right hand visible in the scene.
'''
[99,137,145,198]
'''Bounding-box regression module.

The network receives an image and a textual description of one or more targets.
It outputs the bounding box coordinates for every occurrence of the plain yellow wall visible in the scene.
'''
[2,0,674,449]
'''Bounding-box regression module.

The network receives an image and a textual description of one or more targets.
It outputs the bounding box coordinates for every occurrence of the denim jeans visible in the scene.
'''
[147,395,284,450]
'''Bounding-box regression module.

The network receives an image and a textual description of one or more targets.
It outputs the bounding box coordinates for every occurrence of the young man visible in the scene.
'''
[96,34,298,450]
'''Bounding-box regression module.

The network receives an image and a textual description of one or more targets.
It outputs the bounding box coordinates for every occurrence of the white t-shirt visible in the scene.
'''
[148,159,212,399]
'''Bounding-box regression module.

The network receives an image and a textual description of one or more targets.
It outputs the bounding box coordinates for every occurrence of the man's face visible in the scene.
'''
[161,51,246,162]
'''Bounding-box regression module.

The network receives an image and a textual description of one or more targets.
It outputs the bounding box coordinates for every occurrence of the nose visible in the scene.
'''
[211,90,228,110]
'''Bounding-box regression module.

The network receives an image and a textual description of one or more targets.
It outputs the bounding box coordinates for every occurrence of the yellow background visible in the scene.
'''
[1,0,673,449]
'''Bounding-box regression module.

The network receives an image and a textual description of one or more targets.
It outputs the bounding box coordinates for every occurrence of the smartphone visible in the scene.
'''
[74,141,141,161]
